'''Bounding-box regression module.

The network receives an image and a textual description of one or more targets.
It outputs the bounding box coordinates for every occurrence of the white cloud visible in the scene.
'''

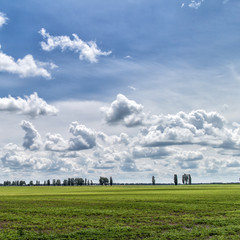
[132,146,172,159]
[0,12,8,28]
[68,122,97,150]
[44,133,68,152]
[0,143,70,171]
[0,51,52,79]
[21,121,42,151]
[0,92,58,118]
[39,28,112,63]
[188,0,204,9]
[139,109,227,148]
[44,122,98,151]
[120,156,139,172]
[128,86,137,91]
[175,150,203,169]
[101,94,144,127]
[175,150,203,162]
[2,94,240,182]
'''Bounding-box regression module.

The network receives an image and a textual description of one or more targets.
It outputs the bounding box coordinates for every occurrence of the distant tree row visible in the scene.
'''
[3,175,193,186]
[3,177,115,187]
[3,178,94,187]
[4,180,27,186]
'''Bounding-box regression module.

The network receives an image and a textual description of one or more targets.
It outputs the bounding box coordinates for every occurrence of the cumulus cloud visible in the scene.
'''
[115,133,130,145]
[39,28,112,63]
[0,12,8,28]
[43,122,98,152]
[0,92,58,117]
[44,133,68,152]
[21,121,42,151]
[188,0,204,9]
[132,146,172,159]
[121,157,139,172]
[0,51,52,79]
[101,94,144,127]
[0,143,70,171]
[175,150,203,169]
[3,94,240,182]
[140,109,227,148]
[175,150,203,161]
[68,122,97,150]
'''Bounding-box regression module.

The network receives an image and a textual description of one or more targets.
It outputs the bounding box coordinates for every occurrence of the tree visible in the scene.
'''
[182,174,192,185]
[70,178,75,186]
[4,181,11,186]
[20,180,26,186]
[29,181,34,186]
[75,178,84,186]
[174,174,178,185]
[47,179,51,186]
[152,176,155,185]
[110,177,113,186]
[188,174,192,185]
[56,179,61,186]
[99,177,109,186]
[52,179,56,186]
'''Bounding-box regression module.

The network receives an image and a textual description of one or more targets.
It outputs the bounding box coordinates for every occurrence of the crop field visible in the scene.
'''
[0,185,240,239]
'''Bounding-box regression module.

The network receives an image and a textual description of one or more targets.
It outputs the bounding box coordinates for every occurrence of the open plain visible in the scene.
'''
[0,185,239,239]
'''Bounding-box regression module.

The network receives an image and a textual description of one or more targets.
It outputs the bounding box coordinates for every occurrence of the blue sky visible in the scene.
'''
[0,0,240,183]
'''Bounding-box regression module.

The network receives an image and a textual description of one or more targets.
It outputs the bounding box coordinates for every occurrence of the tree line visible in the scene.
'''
[2,176,114,187]
[2,174,192,186]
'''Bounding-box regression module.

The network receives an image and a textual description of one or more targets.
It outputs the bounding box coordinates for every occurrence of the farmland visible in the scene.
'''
[0,185,240,239]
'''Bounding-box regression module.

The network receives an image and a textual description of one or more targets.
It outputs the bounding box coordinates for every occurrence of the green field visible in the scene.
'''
[0,185,240,239]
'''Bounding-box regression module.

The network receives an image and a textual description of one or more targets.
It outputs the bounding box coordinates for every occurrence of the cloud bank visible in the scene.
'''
[0,92,58,117]
[1,94,240,182]
[39,28,112,63]
[0,51,52,79]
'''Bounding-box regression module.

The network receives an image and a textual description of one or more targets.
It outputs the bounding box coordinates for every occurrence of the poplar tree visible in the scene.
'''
[110,177,113,186]
[152,176,155,185]
[174,174,178,185]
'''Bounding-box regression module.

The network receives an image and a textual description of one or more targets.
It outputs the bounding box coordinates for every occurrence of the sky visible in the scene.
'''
[0,0,240,184]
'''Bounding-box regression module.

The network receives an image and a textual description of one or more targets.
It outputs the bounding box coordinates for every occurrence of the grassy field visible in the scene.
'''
[0,185,240,239]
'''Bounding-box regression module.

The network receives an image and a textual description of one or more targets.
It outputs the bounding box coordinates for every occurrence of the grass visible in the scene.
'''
[0,185,239,239]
